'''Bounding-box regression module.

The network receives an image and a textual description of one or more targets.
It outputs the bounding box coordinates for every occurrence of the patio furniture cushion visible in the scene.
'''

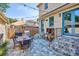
[15,32,22,36]
[23,40,31,48]
[13,37,19,45]
[23,40,30,45]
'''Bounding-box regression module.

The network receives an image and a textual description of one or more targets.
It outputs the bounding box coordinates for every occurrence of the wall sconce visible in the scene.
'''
[59,13,61,17]
[46,19,48,21]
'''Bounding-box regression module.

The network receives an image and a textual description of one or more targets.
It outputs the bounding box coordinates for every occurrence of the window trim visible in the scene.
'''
[49,16,54,27]
[41,20,44,32]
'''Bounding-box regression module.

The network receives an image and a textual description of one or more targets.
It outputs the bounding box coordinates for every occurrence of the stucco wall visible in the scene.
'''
[0,24,6,42]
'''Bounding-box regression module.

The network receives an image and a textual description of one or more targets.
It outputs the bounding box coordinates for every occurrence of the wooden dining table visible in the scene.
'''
[16,34,32,49]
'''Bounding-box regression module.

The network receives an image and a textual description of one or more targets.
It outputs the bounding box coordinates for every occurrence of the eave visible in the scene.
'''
[0,11,8,24]
[41,3,79,18]
[37,3,42,7]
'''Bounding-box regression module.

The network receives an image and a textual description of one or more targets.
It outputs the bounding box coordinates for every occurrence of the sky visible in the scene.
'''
[4,3,79,21]
[75,9,79,15]
[4,3,39,21]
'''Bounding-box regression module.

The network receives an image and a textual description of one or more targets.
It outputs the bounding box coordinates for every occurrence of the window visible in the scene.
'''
[49,16,54,27]
[64,12,72,33]
[62,9,79,36]
[44,3,48,9]
[41,20,44,32]
[75,9,79,34]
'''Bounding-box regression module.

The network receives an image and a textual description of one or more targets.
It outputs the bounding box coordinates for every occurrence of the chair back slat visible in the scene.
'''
[0,34,3,40]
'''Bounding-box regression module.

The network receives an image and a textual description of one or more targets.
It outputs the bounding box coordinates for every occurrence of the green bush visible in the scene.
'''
[0,41,8,56]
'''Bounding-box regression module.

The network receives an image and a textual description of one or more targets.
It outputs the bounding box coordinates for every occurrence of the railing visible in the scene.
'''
[42,28,62,40]
[54,28,62,38]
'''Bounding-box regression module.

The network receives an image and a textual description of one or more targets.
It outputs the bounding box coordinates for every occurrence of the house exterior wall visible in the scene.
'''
[38,3,79,36]
[0,24,7,42]
[38,3,65,34]
[0,12,8,42]
[44,20,47,33]
[38,3,66,17]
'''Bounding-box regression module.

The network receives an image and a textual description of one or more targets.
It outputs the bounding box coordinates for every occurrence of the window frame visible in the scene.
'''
[62,8,79,36]
[41,20,44,32]
[49,16,54,27]
[44,3,48,10]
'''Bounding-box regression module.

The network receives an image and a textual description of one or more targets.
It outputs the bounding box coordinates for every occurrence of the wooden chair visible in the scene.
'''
[0,34,3,44]
[47,34,53,47]
[13,36,21,49]
[0,34,3,40]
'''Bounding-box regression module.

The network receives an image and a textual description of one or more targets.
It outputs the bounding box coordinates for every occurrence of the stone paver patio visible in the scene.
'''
[6,34,57,56]
[6,34,79,56]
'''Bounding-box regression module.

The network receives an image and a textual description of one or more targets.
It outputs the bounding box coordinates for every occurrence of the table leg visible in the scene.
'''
[19,41,23,49]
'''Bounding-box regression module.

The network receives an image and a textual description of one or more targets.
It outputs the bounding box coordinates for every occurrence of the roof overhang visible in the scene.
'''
[42,3,79,18]
[37,3,42,7]
[0,11,8,24]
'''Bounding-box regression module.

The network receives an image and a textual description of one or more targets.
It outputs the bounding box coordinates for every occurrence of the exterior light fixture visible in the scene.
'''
[59,13,61,17]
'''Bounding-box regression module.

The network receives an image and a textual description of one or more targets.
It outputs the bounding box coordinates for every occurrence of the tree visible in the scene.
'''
[75,15,79,22]
[0,3,10,12]
[64,13,71,21]
[37,18,40,24]
[8,18,17,23]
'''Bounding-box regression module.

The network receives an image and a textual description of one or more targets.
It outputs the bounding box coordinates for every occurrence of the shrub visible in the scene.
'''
[0,41,8,56]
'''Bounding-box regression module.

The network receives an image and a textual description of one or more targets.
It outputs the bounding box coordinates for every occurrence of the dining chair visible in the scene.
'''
[0,34,3,45]
[13,36,20,49]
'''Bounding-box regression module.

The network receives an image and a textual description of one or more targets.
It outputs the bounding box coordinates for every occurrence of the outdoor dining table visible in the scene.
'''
[16,34,32,49]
